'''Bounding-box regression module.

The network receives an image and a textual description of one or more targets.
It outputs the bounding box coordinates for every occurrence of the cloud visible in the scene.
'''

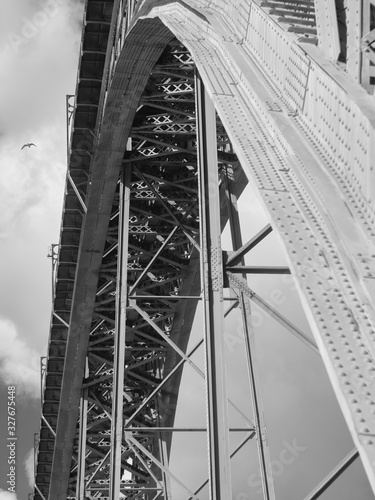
[0,317,41,398]
[0,2,84,236]
[24,448,35,488]
[0,1,84,139]
[0,128,66,233]
[0,490,17,500]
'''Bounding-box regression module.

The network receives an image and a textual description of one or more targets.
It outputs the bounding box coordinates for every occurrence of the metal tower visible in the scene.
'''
[33,1,375,499]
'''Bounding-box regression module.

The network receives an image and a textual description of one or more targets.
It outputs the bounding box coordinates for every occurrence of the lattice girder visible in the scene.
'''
[57,42,205,499]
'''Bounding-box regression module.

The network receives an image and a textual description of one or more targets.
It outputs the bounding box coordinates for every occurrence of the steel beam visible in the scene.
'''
[109,166,131,500]
[303,448,359,500]
[346,0,366,81]
[314,0,341,60]
[228,272,319,355]
[196,71,232,500]
[128,300,204,377]
[132,166,200,251]
[226,224,273,266]
[238,292,276,500]
[226,265,290,274]
[126,434,199,499]
[124,338,204,428]
[77,366,88,499]
[360,0,372,88]
[67,172,87,214]
[223,165,276,500]
[124,427,254,432]
[189,432,256,500]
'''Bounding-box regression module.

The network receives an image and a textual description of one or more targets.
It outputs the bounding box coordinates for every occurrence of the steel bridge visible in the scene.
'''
[33,1,375,499]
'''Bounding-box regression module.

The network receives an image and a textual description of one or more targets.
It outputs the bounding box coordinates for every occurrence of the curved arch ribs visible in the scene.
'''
[34,1,375,500]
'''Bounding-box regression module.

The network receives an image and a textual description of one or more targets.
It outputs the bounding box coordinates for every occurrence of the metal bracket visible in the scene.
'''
[361,28,375,64]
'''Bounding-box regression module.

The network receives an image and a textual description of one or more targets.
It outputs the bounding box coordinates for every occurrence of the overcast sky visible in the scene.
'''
[0,1,84,498]
[0,2,373,500]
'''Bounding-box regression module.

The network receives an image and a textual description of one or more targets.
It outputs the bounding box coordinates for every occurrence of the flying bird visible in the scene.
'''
[21,143,36,150]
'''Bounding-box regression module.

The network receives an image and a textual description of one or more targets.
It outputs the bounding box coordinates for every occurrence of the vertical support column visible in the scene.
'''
[77,362,88,500]
[222,166,243,252]
[156,359,172,500]
[223,168,276,500]
[360,0,371,89]
[158,437,172,499]
[238,294,276,500]
[314,0,341,60]
[196,71,232,500]
[109,165,131,500]
[127,0,135,29]
[346,0,370,82]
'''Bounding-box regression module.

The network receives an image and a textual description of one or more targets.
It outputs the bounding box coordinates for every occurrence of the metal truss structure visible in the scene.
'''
[33,1,375,499]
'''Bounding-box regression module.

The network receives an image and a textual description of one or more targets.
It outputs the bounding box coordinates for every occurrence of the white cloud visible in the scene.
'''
[24,448,35,488]
[0,1,84,139]
[0,0,83,236]
[0,317,41,398]
[0,128,65,232]
[0,490,17,500]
